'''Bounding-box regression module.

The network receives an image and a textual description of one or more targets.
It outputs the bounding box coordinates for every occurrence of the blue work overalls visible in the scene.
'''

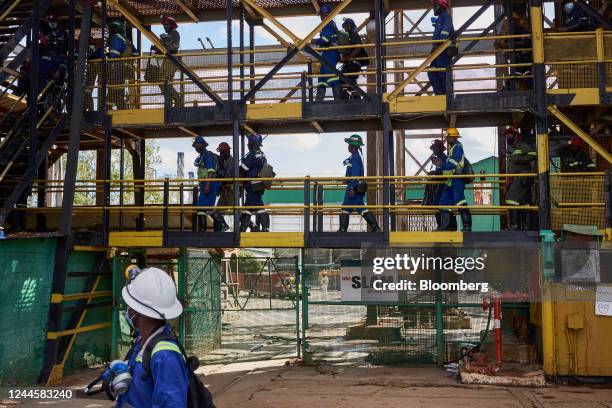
[240,149,266,215]
[313,20,340,89]
[432,152,447,206]
[428,9,454,95]
[195,150,220,209]
[342,151,367,214]
[439,142,466,208]
[117,325,189,408]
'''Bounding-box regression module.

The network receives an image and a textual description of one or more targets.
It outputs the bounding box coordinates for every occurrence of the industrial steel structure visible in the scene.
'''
[0,0,610,386]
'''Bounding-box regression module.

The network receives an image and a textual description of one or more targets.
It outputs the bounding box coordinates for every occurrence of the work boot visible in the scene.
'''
[460,210,472,232]
[257,212,270,232]
[240,213,252,232]
[211,212,230,232]
[249,222,260,232]
[338,213,350,232]
[362,212,381,232]
[197,211,208,231]
[331,83,344,100]
[450,213,458,231]
[507,210,520,231]
[520,212,532,231]
[437,211,451,231]
[315,85,326,102]
[435,211,442,230]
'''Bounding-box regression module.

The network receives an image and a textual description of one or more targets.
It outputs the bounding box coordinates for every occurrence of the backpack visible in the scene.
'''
[258,162,276,189]
[140,331,216,408]
[458,158,475,185]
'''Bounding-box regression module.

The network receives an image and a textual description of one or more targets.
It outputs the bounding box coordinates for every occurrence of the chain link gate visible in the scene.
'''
[179,251,301,365]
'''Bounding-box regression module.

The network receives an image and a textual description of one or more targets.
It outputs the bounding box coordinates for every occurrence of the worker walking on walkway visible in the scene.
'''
[108,20,132,110]
[194,136,229,232]
[116,267,190,407]
[216,142,235,217]
[156,16,183,108]
[313,4,342,101]
[504,127,536,230]
[240,134,270,232]
[338,135,381,232]
[438,128,471,231]
[340,18,368,99]
[562,135,596,172]
[428,0,454,95]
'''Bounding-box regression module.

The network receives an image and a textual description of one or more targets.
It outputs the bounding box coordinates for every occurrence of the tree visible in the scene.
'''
[73,141,163,206]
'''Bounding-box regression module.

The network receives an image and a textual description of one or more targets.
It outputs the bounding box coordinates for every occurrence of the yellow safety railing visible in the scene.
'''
[550,172,606,231]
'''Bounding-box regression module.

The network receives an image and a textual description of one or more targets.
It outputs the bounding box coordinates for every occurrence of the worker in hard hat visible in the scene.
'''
[107,20,133,110]
[117,266,189,407]
[194,136,229,232]
[562,135,596,172]
[240,134,270,232]
[428,0,454,95]
[427,139,449,230]
[313,4,342,101]
[339,17,368,100]
[561,2,594,32]
[83,35,104,111]
[216,142,235,213]
[338,135,381,232]
[504,127,536,230]
[438,128,471,231]
[154,16,183,107]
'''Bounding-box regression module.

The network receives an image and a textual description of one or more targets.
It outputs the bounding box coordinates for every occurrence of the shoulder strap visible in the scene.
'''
[141,331,184,379]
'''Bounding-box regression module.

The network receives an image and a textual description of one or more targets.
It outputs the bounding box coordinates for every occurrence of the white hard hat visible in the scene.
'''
[121,267,183,320]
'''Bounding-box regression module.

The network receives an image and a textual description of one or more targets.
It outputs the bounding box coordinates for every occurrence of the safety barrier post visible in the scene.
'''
[178,248,187,345]
[304,176,311,245]
[300,249,309,361]
[596,28,606,103]
[435,265,444,366]
[294,255,301,359]
[163,178,169,245]
[605,171,611,242]
[445,66,454,109]
[307,63,314,102]
[301,72,307,105]
[179,182,185,231]
[317,184,324,231]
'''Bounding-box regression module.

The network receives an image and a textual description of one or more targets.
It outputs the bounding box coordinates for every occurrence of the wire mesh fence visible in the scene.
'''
[550,174,605,230]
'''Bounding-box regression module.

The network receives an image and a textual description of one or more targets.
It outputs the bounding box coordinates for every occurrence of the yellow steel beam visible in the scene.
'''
[110,108,164,125]
[241,0,300,43]
[240,232,304,248]
[389,231,463,244]
[47,323,111,340]
[74,245,109,252]
[261,22,291,48]
[246,102,302,120]
[596,28,604,61]
[548,105,612,164]
[546,88,601,105]
[108,230,164,247]
[175,0,199,22]
[51,291,112,303]
[530,5,544,64]
[387,94,446,113]
[0,0,22,22]
[386,40,451,101]
[541,282,556,376]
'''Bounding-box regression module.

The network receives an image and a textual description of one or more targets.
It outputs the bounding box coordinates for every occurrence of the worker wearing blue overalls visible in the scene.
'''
[194,136,229,232]
[117,267,189,407]
[108,20,131,109]
[429,139,448,230]
[338,135,380,232]
[428,0,454,95]
[38,35,66,113]
[240,134,270,232]
[438,128,471,231]
[313,4,342,101]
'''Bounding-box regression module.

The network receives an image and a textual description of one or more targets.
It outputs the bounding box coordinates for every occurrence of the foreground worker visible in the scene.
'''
[194,136,229,232]
[216,142,235,215]
[562,135,596,172]
[338,135,381,232]
[428,0,454,95]
[426,139,448,230]
[108,20,132,110]
[157,16,183,107]
[313,4,341,101]
[240,134,270,232]
[438,128,471,231]
[504,127,536,230]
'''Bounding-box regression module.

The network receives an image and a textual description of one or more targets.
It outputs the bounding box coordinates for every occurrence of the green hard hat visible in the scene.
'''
[109,20,126,33]
[344,134,364,147]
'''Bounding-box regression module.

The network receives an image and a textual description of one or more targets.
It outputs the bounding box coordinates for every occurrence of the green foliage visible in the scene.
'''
[74,141,162,206]
[231,250,264,275]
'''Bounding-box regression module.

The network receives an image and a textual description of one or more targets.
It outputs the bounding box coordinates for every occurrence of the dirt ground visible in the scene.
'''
[4,361,612,408]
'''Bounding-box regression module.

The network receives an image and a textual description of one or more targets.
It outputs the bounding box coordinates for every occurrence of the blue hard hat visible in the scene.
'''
[247,134,263,146]
[319,4,332,15]
[192,135,207,146]
[342,18,356,29]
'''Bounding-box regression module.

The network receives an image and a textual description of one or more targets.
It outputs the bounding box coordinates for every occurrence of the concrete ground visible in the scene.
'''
[4,361,612,408]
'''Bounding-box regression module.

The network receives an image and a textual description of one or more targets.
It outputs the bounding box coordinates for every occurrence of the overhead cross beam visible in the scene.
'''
[108,0,224,106]
[576,0,612,29]
[239,0,368,104]
[386,0,496,101]
[548,105,612,164]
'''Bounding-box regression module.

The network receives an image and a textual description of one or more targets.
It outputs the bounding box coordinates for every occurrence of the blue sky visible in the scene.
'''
[144,6,512,177]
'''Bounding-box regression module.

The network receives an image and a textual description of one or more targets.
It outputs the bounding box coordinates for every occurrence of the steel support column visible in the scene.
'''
[28,0,39,169]
[40,5,93,385]
[382,109,391,241]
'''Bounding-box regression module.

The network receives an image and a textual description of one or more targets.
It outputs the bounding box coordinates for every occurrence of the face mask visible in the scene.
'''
[195,145,204,154]
[124,309,137,330]
[49,21,58,29]
[433,6,441,16]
